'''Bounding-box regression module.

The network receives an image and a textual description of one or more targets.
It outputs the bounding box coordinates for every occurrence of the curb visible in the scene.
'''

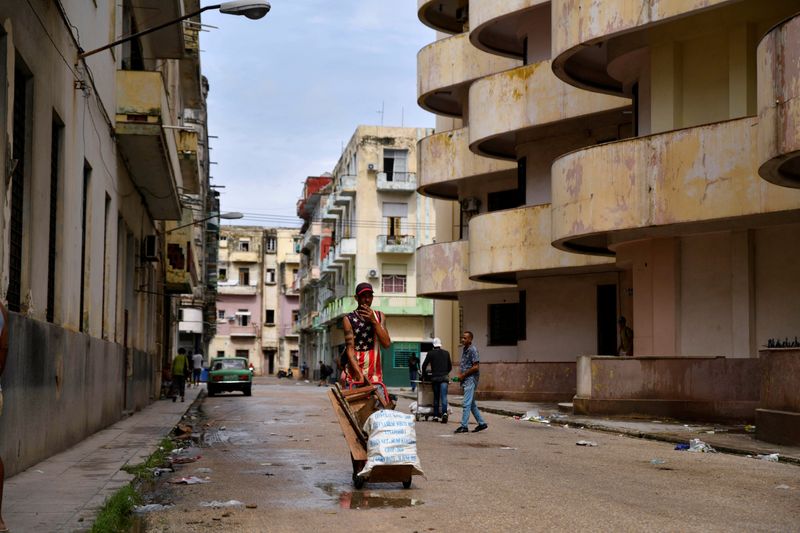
[398,392,800,466]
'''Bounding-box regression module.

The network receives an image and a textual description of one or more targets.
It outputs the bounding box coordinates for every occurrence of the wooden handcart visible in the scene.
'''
[328,383,416,489]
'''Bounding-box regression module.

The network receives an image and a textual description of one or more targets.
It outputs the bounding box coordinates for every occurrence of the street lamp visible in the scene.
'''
[77,1,271,60]
[164,211,243,234]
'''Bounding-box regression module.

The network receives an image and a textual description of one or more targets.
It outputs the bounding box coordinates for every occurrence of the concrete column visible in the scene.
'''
[730,230,755,357]
[650,41,683,133]
[617,238,679,356]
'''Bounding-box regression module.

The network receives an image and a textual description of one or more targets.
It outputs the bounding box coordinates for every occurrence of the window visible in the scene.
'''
[236,310,250,327]
[9,66,31,313]
[217,350,225,357]
[238,240,250,252]
[218,309,225,320]
[291,310,299,324]
[392,342,418,368]
[239,268,250,285]
[382,202,408,242]
[219,267,227,281]
[290,350,299,367]
[293,237,301,253]
[265,268,276,284]
[265,309,275,325]
[487,189,523,212]
[488,303,519,346]
[47,116,63,323]
[266,236,276,252]
[236,349,249,358]
[383,149,408,181]
[382,275,406,293]
[381,264,406,293]
[219,235,227,242]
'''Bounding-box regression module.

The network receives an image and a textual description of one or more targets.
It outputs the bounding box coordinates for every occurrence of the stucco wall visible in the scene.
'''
[518,272,619,361]
[0,313,156,477]
[459,289,520,362]
[475,361,576,402]
[574,355,760,421]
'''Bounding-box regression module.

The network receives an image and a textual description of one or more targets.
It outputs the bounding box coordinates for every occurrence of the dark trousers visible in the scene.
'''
[173,376,186,398]
[432,380,448,417]
[410,369,418,391]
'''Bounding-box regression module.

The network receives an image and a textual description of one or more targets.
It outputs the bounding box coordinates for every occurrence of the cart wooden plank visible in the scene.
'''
[328,389,368,461]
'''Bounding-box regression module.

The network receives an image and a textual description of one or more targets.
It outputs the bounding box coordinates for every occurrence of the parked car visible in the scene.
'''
[207,357,252,397]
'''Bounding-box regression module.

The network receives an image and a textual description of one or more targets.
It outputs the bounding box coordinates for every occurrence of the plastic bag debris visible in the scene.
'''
[358,410,424,478]
[688,438,716,453]
[674,443,690,451]
[171,455,201,465]
[409,401,433,415]
[755,453,779,462]
[775,485,791,490]
[152,467,174,477]
[650,459,667,465]
[168,476,210,484]
[200,500,245,508]
[134,504,173,513]
[576,440,597,447]
[520,409,551,424]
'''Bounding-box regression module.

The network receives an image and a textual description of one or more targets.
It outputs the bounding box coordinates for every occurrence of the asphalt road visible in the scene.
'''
[141,379,800,532]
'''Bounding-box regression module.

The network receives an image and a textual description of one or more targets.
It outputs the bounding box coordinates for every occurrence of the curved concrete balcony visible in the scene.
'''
[417,0,466,34]
[418,127,516,200]
[418,32,520,117]
[551,117,800,255]
[469,205,613,283]
[551,0,800,95]
[468,62,630,159]
[416,240,505,299]
[469,0,549,58]
[758,14,800,188]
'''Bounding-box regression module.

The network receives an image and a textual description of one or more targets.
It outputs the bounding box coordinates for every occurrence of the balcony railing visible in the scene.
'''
[217,281,258,295]
[377,234,417,254]
[377,171,417,192]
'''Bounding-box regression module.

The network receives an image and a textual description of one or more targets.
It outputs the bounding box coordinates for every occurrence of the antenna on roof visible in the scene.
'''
[376,100,384,126]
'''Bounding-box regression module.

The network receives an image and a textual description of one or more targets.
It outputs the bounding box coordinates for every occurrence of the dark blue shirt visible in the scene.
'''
[460,344,480,385]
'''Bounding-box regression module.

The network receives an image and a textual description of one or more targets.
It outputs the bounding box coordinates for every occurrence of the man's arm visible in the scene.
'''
[370,311,391,348]
[342,316,365,382]
[445,351,452,373]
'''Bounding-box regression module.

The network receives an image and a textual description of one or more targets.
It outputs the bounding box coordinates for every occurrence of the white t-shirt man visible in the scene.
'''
[192,352,204,371]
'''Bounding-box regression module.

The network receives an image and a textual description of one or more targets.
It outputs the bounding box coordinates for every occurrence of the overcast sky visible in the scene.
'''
[200,1,435,227]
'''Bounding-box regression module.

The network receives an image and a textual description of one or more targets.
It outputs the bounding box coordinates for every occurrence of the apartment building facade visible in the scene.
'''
[0,0,215,476]
[415,1,800,441]
[210,225,300,375]
[297,126,436,386]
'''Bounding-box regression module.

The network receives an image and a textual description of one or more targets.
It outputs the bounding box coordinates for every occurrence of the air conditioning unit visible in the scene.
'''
[367,163,376,171]
[367,269,379,278]
[460,196,480,213]
[142,235,158,261]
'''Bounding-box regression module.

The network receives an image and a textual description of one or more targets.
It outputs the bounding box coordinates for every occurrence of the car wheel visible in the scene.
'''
[244,385,252,396]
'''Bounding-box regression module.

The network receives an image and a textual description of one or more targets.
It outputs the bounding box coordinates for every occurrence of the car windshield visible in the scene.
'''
[213,359,246,370]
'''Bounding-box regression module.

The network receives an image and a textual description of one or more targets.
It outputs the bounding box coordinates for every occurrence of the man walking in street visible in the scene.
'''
[192,351,204,387]
[421,337,451,423]
[318,361,332,387]
[171,348,190,403]
[0,301,9,532]
[617,317,634,356]
[342,282,392,403]
[408,353,419,392]
[454,331,487,434]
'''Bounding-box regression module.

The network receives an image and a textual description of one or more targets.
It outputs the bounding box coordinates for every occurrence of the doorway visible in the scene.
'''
[596,284,617,355]
[264,350,275,374]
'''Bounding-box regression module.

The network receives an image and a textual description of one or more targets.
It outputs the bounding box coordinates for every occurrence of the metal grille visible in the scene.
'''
[8,72,27,312]
[47,122,61,322]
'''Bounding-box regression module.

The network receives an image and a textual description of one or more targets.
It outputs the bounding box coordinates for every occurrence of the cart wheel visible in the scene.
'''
[415,413,420,422]
[402,479,412,489]
[424,416,429,421]
[353,473,365,489]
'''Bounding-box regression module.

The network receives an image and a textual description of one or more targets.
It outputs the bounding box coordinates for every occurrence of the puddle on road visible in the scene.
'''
[317,483,423,510]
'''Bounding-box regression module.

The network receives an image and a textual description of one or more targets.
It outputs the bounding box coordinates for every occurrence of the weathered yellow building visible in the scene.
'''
[297,126,436,387]
[416,1,800,442]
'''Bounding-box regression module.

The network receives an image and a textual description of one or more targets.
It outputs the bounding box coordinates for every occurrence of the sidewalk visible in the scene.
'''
[392,388,800,464]
[3,385,203,533]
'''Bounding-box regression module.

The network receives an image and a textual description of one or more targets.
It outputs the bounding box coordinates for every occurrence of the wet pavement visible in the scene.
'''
[139,379,799,532]
[5,377,800,532]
